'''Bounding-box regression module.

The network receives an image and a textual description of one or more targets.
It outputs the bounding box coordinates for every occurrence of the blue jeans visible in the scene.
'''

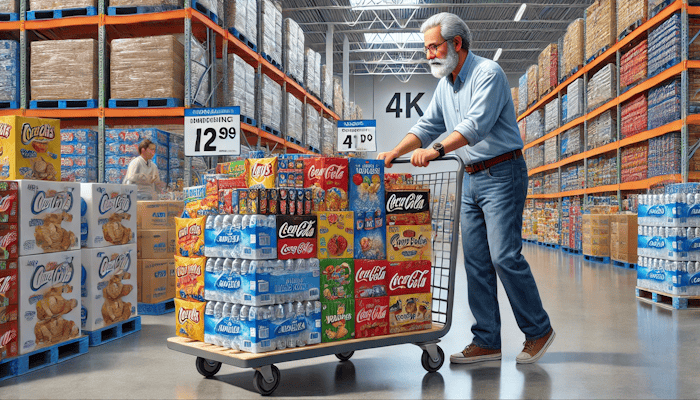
[460,155,551,349]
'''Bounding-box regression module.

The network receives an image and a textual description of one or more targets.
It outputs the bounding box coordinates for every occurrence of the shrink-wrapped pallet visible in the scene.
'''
[261,74,282,131]
[562,19,584,80]
[286,92,303,143]
[544,136,558,165]
[226,0,257,46]
[110,35,184,101]
[284,18,304,84]
[305,48,321,97]
[0,0,17,13]
[518,119,526,144]
[617,0,647,38]
[187,35,210,106]
[648,0,673,18]
[538,43,558,97]
[31,39,97,101]
[305,103,320,150]
[620,40,647,90]
[222,53,255,120]
[30,0,93,11]
[648,14,681,78]
[0,40,18,103]
[321,64,332,106]
[333,76,343,117]
[526,65,538,104]
[560,125,582,159]
[321,117,336,155]
[109,0,179,7]
[544,99,559,133]
[585,0,616,62]
[621,93,647,139]
[518,73,527,113]
[587,110,616,150]
[566,78,584,120]
[511,87,518,116]
[525,109,543,144]
[648,78,680,130]
[261,0,282,66]
[587,63,616,111]
[524,143,544,170]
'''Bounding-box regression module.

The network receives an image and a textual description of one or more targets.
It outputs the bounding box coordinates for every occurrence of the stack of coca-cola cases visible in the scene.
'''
[210,155,434,343]
[0,181,19,361]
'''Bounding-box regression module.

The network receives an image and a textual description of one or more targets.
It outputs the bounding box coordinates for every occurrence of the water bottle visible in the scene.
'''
[222,303,233,348]
[274,304,286,350]
[205,215,215,230]
[214,302,225,347]
[213,259,225,301]
[304,301,315,345]
[295,302,307,347]
[205,258,216,300]
[239,304,250,351]
[204,301,216,344]
[232,214,243,230]
[230,303,242,350]
[284,302,297,349]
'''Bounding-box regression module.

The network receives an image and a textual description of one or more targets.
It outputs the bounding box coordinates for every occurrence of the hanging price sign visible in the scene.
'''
[337,120,377,152]
[185,107,241,156]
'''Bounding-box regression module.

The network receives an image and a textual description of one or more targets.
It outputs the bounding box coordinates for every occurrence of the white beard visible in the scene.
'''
[429,43,459,79]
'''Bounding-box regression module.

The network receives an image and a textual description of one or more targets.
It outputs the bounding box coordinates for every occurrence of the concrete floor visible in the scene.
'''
[2,243,700,399]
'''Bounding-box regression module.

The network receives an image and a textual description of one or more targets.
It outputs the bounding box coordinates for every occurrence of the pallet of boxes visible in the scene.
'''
[582,207,613,264]
[0,116,88,381]
[137,199,182,314]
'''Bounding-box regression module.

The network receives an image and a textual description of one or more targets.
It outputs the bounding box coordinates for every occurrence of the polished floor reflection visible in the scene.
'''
[2,244,700,399]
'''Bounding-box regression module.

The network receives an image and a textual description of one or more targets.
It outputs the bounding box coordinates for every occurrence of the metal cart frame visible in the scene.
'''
[167,155,465,395]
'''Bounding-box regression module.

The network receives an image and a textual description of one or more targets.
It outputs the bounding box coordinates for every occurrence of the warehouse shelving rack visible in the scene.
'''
[0,0,340,184]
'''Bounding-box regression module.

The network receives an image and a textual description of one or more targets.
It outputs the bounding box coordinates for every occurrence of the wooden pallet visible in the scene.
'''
[612,260,637,269]
[583,254,610,264]
[636,287,700,310]
[84,316,141,347]
[0,336,89,382]
[618,19,644,41]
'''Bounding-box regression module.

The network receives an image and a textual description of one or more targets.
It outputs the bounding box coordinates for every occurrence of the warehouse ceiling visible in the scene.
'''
[281,0,596,83]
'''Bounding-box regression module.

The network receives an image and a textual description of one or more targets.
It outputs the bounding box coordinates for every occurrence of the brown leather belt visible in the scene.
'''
[465,149,523,174]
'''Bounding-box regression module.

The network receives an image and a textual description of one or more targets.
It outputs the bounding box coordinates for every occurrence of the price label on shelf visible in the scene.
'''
[337,120,377,152]
[184,107,241,156]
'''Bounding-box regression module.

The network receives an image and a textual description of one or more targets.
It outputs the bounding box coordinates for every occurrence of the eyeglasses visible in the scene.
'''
[424,39,448,56]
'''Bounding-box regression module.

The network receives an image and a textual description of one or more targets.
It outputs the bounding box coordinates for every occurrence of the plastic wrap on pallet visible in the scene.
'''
[527,65,538,104]
[518,118,527,144]
[109,0,179,7]
[333,77,343,118]
[261,0,282,65]
[562,18,584,80]
[648,13,680,78]
[511,87,518,116]
[262,74,282,131]
[560,125,582,159]
[544,136,557,165]
[305,103,320,150]
[305,48,321,96]
[648,0,673,18]
[286,92,303,143]
[321,117,336,155]
[321,64,332,107]
[110,35,184,101]
[0,40,18,102]
[30,0,93,11]
[587,153,617,188]
[283,18,304,84]
[226,0,257,46]
[224,52,255,119]
[0,0,17,13]
[538,43,558,97]
[690,126,700,172]
[524,143,544,170]
[525,109,543,144]
[620,39,647,90]
[543,170,559,194]
[621,142,648,183]
[31,39,97,101]
[587,110,616,150]
[618,0,647,38]
[185,35,210,106]
[690,18,700,60]
[561,94,567,121]
[621,93,647,139]
[561,163,584,191]
[566,78,584,120]
[518,73,527,114]
[585,0,616,62]
[648,132,681,177]
[587,63,616,111]
[647,78,680,130]
[544,99,559,133]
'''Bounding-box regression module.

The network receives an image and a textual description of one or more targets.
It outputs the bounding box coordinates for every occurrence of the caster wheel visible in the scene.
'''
[195,357,222,378]
[335,351,354,361]
[253,365,281,396]
[421,346,445,373]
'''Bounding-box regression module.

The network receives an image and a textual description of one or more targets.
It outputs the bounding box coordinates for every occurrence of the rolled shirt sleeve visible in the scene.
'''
[453,67,508,147]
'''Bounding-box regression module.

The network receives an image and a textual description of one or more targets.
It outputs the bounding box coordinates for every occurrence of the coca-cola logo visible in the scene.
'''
[386,192,427,213]
[176,264,202,278]
[278,220,316,238]
[0,328,17,347]
[308,164,346,180]
[0,194,15,213]
[389,270,429,291]
[356,305,388,323]
[178,307,200,324]
[355,266,386,283]
[251,163,273,179]
[280,242,315,256]
[0,274,15,295]
[0,230,17,249]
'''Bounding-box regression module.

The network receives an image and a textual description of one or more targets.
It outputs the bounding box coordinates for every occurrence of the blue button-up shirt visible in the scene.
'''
[410,51,523,164]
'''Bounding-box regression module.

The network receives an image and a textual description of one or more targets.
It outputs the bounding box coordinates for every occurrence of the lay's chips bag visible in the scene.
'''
[174,255,205,302]
[245,157,277,189]
[175,217,205,257]
[175,298,205,341]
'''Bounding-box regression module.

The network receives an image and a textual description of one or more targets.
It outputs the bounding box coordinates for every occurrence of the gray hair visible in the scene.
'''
[420,12,472,53]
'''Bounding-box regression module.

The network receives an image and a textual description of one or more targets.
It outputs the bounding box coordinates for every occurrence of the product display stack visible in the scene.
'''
[104,128,170,185]
[0,40,18,108]
[582,213,611,261]
[538,43,558,98]
[587,63,616,112]
[0,181,18,362]
[60,129,98,183]
[584,0,615,64]
[620,40,647,93]
[561,18,584,80]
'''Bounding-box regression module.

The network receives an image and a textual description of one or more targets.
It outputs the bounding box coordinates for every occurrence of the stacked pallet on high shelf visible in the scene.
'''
[0,40,18,108]
[538,43,558,97]
[283,18,304,86]
[61,129,98,183]
[561,18,584,81]
[585,0,616,63]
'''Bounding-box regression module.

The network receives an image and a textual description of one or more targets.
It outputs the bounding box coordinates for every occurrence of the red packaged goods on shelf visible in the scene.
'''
[354,260,388,298]
[0,320,17,360]
[621,94,647,139]
[276,215,317,259]
[387,261,431,296]
[620,40,647,90]
[355,296,389,338]
[0,224,17,260]
[617,0,647,38]
[538,44,558,97]
[0,268,17,306]
[562,19,584,79]
[0,181,18,223]
[621,142,648,183]
[303,157,349,212]
[527,65,538,104]
[585,0,616,62]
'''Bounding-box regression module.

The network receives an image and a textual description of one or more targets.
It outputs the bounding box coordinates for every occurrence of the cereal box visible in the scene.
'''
[0,181,19,223]
[18,180,81,256]
[354,223,386,260]
[354,260,388,298]
[320,258,353,300]
[321,298,354,342]
[386,189,431,226]
[0,268,18,306]
[389,293,432,334]
[0,320,18,360]
[348,158,385,213]
[245,157,278,189]
[80,183,137,248]
[0,224,18,260]
[387,261,431,296]
[303,157,349,211]
[174,256,205,303]
[175,298,205,342]
[317,211,354,259]
[0,116,61,181]
[81,244,137,331]
[18,250,81,354]
[355,296,389,338]
[276,215,317,259]
[175,217,205,257]
[386,225,432,262]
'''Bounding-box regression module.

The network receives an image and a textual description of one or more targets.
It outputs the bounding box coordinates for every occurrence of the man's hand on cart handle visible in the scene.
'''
[411,148,440,167]
[377,150,400,168]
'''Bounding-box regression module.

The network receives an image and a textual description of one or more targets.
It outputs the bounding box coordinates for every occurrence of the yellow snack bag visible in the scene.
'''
[245,157,278,189]
[174,255,205,302]
[175,217,205,257]
[175,298,205,341]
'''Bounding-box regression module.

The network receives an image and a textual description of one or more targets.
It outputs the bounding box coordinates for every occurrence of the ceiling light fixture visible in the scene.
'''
[514,3,527,22]
[493,48,502,61]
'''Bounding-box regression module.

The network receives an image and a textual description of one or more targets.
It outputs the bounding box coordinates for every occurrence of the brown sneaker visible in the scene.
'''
[450,344,502,364]
[516,328,555,364]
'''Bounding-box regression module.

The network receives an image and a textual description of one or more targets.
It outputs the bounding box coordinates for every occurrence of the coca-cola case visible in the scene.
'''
[385,189,431,226]
[389,292,432,334]
[0,320,18,360]
[387,261,431,296]
[354,260,388,298]
[276,215,318,259]
[303,157,349,212]
[0,181,19,223]
[355,296,389,338]
[0,268,18,305]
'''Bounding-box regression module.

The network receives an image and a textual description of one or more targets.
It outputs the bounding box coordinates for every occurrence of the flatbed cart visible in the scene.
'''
[167,155,464,396]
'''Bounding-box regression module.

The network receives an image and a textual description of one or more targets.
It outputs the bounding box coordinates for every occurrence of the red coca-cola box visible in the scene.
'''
[276,215,318,259]
[0,304,17,324]
[0,268,17,306]
[0,181,18,223]
[303,157,349,212]
[0,225,18,260]
[0,320,18,360]
[355,296,389,338]
[387,261,431,296]
[354,260,389,298]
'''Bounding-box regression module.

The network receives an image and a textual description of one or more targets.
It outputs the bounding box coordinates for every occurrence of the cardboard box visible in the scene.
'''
[31,39,98,102]
[617,0,647,38]
[167,201,183,228]
[0,181,19,223]
[0,268,18,306]
[80,183,137,248]
[386,225,432,262]
[562,19,584,79]
[317,211,354,259]
[80,244,138,331]
[0,116,61,181]
[355,296,389,338]
[137,260,142,302]
[320,258,353,300]
[138,229,172,259]
[321,298,354,342]
[354,260,388,298]
[18,250,81,355]
[611,213,638,263]
[0,320,18,360]
[276,215,317,259]
[387,261,431,296]
[167,229,176,254]
[18,180,81,255]
[585,0,616,62]
[137,201,169,229]
[389,293,432,334]
[139,258,171,304]
[0,224,18,260]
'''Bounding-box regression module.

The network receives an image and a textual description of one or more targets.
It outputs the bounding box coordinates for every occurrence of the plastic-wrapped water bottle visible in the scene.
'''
[213,259,225,300]
[284,302,297,349]
[232,214,243,229]
[204,301,216,344]
[205,258,216,301]
[205,215,215,230]
[273,304,286,350]
[294,301,307,347]
[230,304,242,350]
[221,303,233,348]
[213,302,225,347]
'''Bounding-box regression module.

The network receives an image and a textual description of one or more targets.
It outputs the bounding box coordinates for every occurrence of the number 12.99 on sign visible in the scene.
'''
[185,107,241,156]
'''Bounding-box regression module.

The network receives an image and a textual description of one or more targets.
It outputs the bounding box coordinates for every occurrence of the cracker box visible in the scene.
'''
[174,256,205,303]
[355,296,389,338]
[354,260,388,298]
[385,189,431,226]
[80,183,137,248]
[387,261,432,296]
[18,250,81,354]
[348,158,385,214]
[18,180,81,256]
[317,211,354,259]
[276,215,317,259]
[320,258,353,300]
[175,298,205,342]
[321,298,354,342]
[139,259,170,304]
[0,116,61,181]
[303,157,349,211]
[354,223,386,260]
[0,268,18,306]
[80,244,137,331]
[386,225,432,262]
[389,293,432,334]
[0,224,18,260]
[0,320,18,360]
[0,181,19,223]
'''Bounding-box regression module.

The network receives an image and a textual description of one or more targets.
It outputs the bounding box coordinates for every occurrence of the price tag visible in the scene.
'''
[337,120,377,152]
[185,107,241,156]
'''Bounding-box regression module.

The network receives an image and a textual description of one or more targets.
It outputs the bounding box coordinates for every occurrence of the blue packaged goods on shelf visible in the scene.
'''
[106,128,169,146]
[61,142,96,157]
[647,78,681,130]
[105,167,128,184]
[61,128,96,143]
[204,214,277,260]
[648,14,681,77]
[560,125,582,159]
[62,155,97,169]
[648,132,681,177]
[561,94,568,122]
[0,40,18,103]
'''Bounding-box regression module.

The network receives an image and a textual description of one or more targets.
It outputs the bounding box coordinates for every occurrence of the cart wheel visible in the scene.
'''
[253,365,281,396]
[195,357,222,378]
[335,351,354,361]
[421,346,445,373]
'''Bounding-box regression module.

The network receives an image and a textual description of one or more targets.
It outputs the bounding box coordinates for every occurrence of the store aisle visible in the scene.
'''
[2,244,699,399]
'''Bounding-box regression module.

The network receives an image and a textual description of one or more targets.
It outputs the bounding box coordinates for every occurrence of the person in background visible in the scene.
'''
[377,12,554,364]
[123,139,164,200]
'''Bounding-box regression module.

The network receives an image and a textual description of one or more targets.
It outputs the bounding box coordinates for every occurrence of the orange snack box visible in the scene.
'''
[386,225,432,262]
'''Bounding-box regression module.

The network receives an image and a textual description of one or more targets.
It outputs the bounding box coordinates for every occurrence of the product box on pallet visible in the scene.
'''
[518,73,528,114]
[355,296,389,338]
[81,244,137,332]
[137,229,172,259]
[30,39,97,102]
[276,215,317,259]
[354,260,389,298]
[582,214,611,257]
[620,40,647,90]
[321,297,354,342]
[389,292,432,334]
[0,116,61,181]
[526,65,538,104]
[610,214,637,264]
[18,250,81,355]
[139,258,172,304]
[566,78,584,121]
[585,0,616,62]
[317,211,354,259]
[0,320,18,360]
[562,18,584,80]
[0,181,18,223]
[618,0,647,37]
[80,183,137,248]
[538,43,558,97]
